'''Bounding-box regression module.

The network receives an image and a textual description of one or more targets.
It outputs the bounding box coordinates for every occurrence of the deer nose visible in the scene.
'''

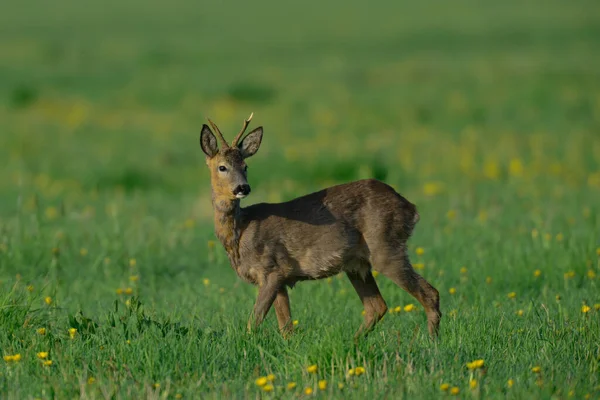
[233,184,251,197]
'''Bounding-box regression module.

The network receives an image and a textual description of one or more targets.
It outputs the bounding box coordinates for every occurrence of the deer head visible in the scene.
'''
[199,113,263,200]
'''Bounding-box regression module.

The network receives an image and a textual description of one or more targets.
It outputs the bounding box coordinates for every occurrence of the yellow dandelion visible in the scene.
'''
[582,305,591,313]
[449,287,456,295]
[469,379,477,389]
[596,247,600,256]
[207,240,216,249]
[361,309,366,316]
[203,278,210,286]
[262,384,274,392]
[266,374,275,382]
[129,258,137,267]
[594,304,600,310]
[446,210,457,220]
[517,309,524,316]
[44,296,52,305]
[486,276,492,284]
[564,271,575,279]
[307,364,318,373]
[287,382,297,390]
[449,309,458,317]
[531,366,541,373]
[555,233,563,242]
[124,287,133,295]
[175,394,182,399]
[440,383,450,391]
[37,327,46,335]
[293,320,299,326]
[116,288,123,295]
[43,360,53,366]
[304,387,313,395]
[255,377,268,386]
[27,285,34,292]
[507,379,514,388]
[355,366,365,376]
[129,275,139,282]
[556,295,561,301]
[392,306,400,313]
[414,263,425,270]
[318,380,327,390]
[534,269,542,278]
[338,383,345,390]
[80,248,88,256]
[415,247,425,256]
[466,359,485,370]
[507,292,516,299]
[153,383,160,389]
[450,387,460,395]
[68,328,77,339]
[372,271,379,277]
[587,270,596,279]
[404,304,415,312]
[460,266,467,274]
[37,352,48,359]
[88,377,96,384]
[348,368,355,376]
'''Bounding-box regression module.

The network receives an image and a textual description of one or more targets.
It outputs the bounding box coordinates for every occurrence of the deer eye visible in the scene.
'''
[218,166,227,172]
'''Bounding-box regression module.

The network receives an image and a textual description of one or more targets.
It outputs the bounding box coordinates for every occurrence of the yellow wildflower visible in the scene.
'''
[338,383,344,389]
[534,270,542,277]
[153,383,160,389]
[372,271,379,277]
[129,275,139,282]
[68,328,77,339]
[531,366,541,373]
[43,360,53,366]
[255,377,268,386]
[582,305,591,313]
[266,374,275,382]
[37,352,48,359]
[507,379,514,388]
[470,379,477,389]
[446,210,457,220]
[449,287,456,295]
[555,233,563,241]
[293,320,299,326]
[175,394,182,399]
[596,247,600,256]
[440,383,450,391]
[287,382,297,390]
[27,285,34,292]
[556,295,561,301]
[318,380,327,390]
[564,271,575,279]
[507,292,516,299]
[449,309,458,317]
[531,229,539,239]
[394,306,402,313]
[80,248,88,256]
[404,304,415,312]
[415,247,425,256]
[304,387,313,395]
[129,258,137,267]
[203,278,210,286]
[88,377,95,384]
[486,276,492,284]
[460,267,467,274]
[307,364,318,373]
[3,354,21,362]
[450,387,460,395]
[124,287,133,295]
[45,296,52,305]
[594,304,600,310]
[262,384,274,392]
[37,327,46,335]
[587,270,596,279]
[116,288,123,295]
[517,309,524,316]
[414,263,425,270]
[354,366,365,376]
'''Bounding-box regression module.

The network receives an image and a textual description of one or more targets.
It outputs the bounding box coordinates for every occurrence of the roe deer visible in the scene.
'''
[199,114,441,339]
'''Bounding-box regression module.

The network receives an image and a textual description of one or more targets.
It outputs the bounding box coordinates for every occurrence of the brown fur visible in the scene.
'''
[199,119,441,339]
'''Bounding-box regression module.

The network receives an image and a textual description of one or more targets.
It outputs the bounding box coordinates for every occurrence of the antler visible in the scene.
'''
[207,118,229,149]
[231,112,254,147]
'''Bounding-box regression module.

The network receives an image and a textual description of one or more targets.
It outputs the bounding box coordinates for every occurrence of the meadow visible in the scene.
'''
[1,0,600,398]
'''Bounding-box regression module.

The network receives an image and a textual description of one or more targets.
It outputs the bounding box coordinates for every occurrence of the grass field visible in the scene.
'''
[1,0,600,398]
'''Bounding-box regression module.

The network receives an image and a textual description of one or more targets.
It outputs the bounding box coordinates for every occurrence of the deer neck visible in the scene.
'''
[212,194,242,267]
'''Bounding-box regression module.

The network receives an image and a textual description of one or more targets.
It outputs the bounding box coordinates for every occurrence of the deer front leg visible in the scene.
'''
[274,287,293,338]
[247,274,282,333]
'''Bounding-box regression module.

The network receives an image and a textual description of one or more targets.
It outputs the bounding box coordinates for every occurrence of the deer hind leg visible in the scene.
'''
[374,251,441,338]
[346,269,388,340]
[273,287,293,338]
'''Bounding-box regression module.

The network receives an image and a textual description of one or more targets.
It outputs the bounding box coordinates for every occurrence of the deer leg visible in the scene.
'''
[248,275,282,332]
[347,270,388,339]
[273,287,293,338]
[375,253,441,337]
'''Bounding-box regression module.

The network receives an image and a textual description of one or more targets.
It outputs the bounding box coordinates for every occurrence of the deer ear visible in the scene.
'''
[200,124,218,158]
[238,127,263,159]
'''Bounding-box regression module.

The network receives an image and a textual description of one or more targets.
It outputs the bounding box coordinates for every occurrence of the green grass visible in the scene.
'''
[1,0,600,398]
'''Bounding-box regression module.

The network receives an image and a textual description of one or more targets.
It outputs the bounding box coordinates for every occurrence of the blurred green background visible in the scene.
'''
[1,0,599,398]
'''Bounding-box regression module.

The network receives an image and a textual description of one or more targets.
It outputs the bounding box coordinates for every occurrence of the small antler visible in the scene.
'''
[231,112,254,147]
[207,118,229,149]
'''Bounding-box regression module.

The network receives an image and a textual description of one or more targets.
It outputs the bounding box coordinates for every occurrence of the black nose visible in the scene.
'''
[233,184,251,196]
